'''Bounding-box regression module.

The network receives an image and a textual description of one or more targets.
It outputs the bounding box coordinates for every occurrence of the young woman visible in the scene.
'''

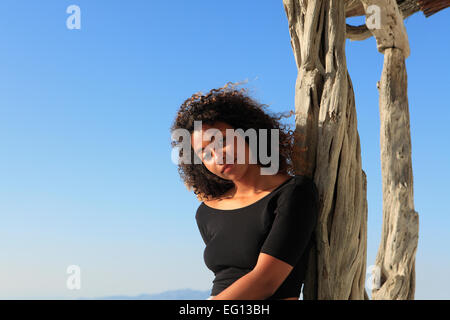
[170,83,319,300]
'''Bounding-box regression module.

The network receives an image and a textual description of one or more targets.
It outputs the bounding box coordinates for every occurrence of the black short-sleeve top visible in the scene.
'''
[195,174,319,300]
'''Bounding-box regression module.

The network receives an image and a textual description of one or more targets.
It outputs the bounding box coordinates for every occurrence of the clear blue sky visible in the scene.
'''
[0,1,448,299]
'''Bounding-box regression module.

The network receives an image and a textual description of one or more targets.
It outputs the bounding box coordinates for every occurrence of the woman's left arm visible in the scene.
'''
[210,253,294,300]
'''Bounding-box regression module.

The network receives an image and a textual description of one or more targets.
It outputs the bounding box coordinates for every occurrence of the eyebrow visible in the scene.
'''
[194,146,206,154]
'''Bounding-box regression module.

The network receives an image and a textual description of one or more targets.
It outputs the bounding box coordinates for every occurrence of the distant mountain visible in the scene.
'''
[78,288,211,300]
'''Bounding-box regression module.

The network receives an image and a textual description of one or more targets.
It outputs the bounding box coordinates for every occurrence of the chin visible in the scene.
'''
[220,173,234,180]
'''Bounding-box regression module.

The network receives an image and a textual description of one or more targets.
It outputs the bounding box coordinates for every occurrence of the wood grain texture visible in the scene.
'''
[371,47,419,300]
[283,0,368,300]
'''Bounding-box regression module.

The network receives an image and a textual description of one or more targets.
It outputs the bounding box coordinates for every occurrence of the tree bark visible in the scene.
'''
[359,0,419,300]
[371,47,419,300]
[283,0,368,299]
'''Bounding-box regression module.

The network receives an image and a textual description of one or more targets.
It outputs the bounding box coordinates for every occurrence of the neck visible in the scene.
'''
[231,165,281,197]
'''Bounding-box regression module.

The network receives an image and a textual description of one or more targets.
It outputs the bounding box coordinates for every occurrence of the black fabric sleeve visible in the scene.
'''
[260,176,319,267]
[195,207,209,245]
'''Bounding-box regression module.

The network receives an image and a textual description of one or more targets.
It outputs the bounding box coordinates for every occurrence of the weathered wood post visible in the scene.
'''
[359,0,419,300]
[283,0,368,299]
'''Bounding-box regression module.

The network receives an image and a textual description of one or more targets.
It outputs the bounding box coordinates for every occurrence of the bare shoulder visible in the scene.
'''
[203,198,218,207]
[203,189,234,207]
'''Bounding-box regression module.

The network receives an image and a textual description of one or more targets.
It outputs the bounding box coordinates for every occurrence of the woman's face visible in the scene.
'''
[191,121,253,180]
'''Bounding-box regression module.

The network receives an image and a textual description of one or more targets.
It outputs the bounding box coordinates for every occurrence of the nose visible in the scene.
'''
[212,148,227,164]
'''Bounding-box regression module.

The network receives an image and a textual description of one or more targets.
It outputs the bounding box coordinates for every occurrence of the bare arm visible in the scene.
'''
[210,252,293,300]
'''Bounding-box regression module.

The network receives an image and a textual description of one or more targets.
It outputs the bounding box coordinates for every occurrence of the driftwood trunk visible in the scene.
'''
[371,47,419,300]
[283,0,368,299]
[358,0,419,299]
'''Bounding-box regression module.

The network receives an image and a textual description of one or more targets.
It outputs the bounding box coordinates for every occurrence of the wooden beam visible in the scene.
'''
[360,0,410,58]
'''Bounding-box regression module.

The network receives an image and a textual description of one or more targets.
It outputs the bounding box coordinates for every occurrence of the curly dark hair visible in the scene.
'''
[170,81,296,202]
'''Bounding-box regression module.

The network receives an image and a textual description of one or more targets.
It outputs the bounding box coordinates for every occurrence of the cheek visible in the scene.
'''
[203,160,218,174]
